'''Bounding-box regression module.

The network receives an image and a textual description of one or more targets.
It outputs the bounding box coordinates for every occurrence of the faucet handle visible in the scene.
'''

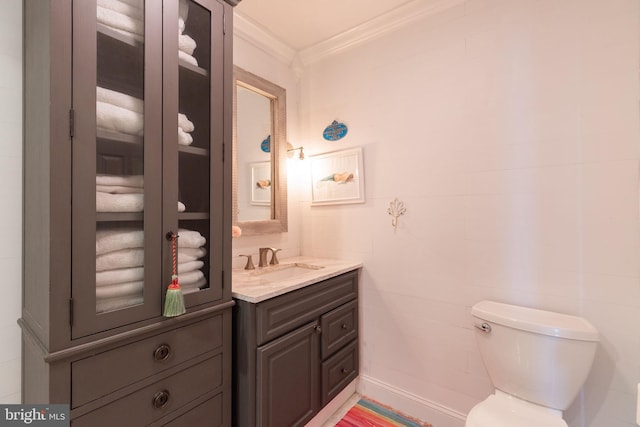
[239,254,255,270]
[270,248,282,265]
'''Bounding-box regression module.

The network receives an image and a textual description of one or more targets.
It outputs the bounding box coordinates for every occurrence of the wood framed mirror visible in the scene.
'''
[232,66,287,235]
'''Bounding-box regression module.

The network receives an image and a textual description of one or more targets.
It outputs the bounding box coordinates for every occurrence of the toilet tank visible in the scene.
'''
[471,301,599,411]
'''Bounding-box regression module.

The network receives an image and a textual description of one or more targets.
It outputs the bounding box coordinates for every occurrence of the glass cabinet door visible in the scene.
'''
[72,0,163,338]
[163,0,225,307]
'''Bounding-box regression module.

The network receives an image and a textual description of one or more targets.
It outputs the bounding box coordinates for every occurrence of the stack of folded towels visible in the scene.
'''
[177,228,208,293]
[178,113,195,146]
[96,227,145,313]
[178,0,199,66]
[97,86,144,137]
[97,0,144,42]
[96,174,186,213]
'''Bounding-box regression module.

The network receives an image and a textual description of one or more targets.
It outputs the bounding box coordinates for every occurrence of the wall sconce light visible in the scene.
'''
[286,143,305,160]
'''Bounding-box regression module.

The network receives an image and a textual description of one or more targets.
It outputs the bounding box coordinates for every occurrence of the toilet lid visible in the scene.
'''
[466,394,568,427]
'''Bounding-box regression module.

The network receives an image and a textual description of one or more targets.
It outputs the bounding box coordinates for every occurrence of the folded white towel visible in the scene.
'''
[178,17,185,34]
[97,5,143,36]
[179,269,204,286]
[181,276,207,294]
[97,192,144,212]
[97,294,144,313]
[96,174,144,188]
[179,0,189,22]
[178,201,186,212]
[97,101,144,136]
[96,247,144,271]
[96,228,144,255]
[178,247,207,263]
[178,229,206,248]
[96,185,144,194]
[178,127,193,146]
[96,266,144,286]
[178,260,204,274]
[101,26,143,43]
[179,50,198,67]
[97,87,143,114]
[96,280,144,299]
[179,34,197,56]
[178,113,194,132]
[97,0,143,21]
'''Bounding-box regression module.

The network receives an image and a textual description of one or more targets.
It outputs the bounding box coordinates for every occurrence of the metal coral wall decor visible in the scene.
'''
[387,198,406,230]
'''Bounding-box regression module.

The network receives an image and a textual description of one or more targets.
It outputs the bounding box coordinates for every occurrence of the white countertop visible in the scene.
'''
[232,256,362,303]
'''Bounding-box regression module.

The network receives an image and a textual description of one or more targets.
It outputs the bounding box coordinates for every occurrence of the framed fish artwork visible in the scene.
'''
[310,147,364,206]
[250,161,271,205]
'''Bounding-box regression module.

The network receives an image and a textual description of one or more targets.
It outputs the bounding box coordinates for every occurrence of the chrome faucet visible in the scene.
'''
[258,248,273,267]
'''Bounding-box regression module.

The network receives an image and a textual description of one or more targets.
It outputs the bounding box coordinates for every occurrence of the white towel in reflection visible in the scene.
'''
[97,295,144,313]
[96,185,144,194]
[178,113,194,132]
[97,101,144,136]
[96,266,144,286]
[97,87,143,114]
[178,127,193,146]
[178,247,207,263]
[97,174,143,188]
[96,247,144,271]
[179,34,196,56]
[97,5,143,37]
[177,229,206,248]
[178,260,204,274]
[179,269,204,286]
[96,228,144,255]
[178,50,198,67]
[96,280,144,299]
[97,192,144,212]
[97,0,143,21]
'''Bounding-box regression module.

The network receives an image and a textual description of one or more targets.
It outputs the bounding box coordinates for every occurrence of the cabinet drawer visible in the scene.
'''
[160,392,223,427]
[73,354,223,427]
[72,314,223,407]
[321,340,358,406]
[256,270,358,346]
[321,299,358,359]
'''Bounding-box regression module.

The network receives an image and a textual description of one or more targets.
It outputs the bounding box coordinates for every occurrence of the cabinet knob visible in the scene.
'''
[341,368,349,375]
[314,325,322,334]
[341,323,348,330]
[153,344,172,361]
[152,390,170,409]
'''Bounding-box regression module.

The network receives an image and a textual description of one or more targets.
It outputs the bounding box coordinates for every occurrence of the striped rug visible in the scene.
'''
[336,398,433,427]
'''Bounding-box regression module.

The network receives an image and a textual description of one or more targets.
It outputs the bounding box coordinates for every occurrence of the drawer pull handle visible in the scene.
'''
[341,368,349,375]
[341,323,348,330]
[314,325,322,334]
[153,344,172,361]
[153,390,170,409]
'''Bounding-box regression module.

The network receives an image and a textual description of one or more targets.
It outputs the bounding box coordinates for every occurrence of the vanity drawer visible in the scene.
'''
[73,354,223,427]
[321,299,358,359]
[321,340,358,406]
[256,270,358,346]
[72,314,223,408]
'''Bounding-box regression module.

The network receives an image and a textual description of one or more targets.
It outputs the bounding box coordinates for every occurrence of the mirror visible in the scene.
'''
[233,66,288,235]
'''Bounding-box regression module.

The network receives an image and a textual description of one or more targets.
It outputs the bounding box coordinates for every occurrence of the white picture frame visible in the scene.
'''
[250,161,271,205]
[310,147,365,206]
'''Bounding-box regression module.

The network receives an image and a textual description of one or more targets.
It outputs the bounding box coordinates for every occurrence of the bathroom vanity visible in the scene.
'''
[232,257,362,427]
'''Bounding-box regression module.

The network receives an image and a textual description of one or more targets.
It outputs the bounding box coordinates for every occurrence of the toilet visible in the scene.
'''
[466,301,599,427]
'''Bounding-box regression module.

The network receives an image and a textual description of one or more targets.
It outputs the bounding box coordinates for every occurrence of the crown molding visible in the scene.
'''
[298,0,465,66]
[234,0,464,68]
[234,12,297,66]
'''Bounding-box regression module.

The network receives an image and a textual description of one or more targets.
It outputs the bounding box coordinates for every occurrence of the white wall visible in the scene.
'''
[298,1,640,426]
[0,0,22,404]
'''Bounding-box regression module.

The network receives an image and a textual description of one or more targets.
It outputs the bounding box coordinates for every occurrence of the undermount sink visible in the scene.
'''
[249,263,325,281]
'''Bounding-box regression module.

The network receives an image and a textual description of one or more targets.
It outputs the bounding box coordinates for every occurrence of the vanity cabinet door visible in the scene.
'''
[256,321,320,427]
[72,0,164,338]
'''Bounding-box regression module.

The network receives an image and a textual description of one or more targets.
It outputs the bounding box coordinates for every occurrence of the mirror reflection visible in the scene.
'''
[233,66,288,235]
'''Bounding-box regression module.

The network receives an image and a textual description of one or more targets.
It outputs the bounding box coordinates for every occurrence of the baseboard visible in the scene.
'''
[358,375,466,427]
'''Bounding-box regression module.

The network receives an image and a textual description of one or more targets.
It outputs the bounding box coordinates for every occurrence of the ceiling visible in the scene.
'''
[235,0,417,52]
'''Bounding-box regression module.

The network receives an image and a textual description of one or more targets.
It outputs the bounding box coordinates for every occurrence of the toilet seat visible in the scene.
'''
[465,392,568,427]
